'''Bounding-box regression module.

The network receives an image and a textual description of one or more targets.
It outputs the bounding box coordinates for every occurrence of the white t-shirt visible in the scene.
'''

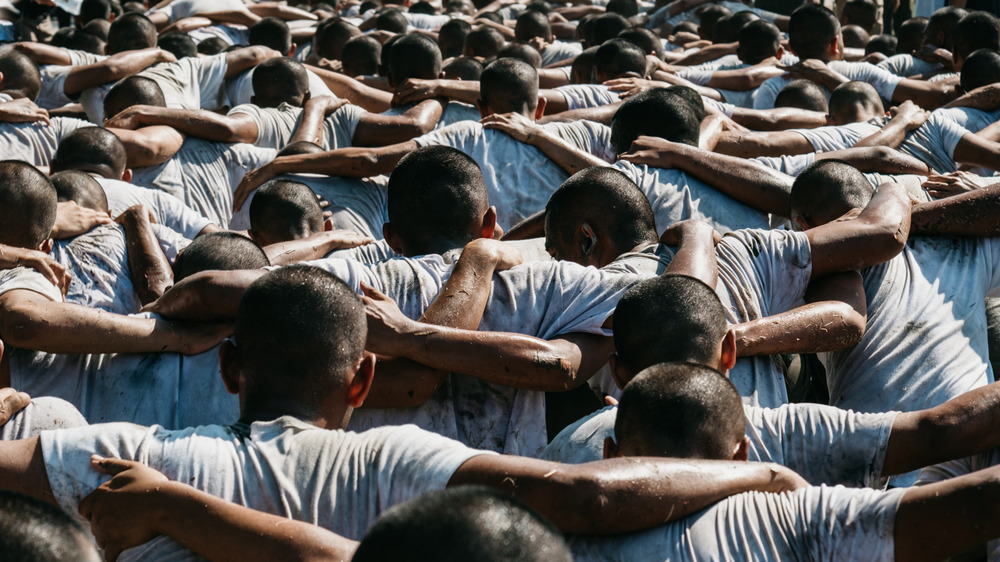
[41,418,486,560]
[569,485,905,561]
[224,67,335,108]
[822,235,1000,417]
[554,84,620,110]
[791,118,883,153]
[0,117,90,167]
[36,49,106,110]
[900,107,1000,174]
[716,229,814,407]
[0,397,88,441]
[257,173,388,238]
[541,40,583,67]
[131,138,276,228]
[752,61,903,109]
[0,266,63,302]
[412,121,572,228]
[614,160,772,235]
[150,0,249,22]
[227,101,365,150]
[186,24,249,48]
[81,53,230,123]
[877,53,942,78]
[96,177,213,239]
[543,402,896,487]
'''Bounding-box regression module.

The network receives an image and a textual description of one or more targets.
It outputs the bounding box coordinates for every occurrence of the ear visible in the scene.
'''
[720,329,737,371]
[302,91,311,105]
[289,43,297,57]
[475,98,490,118]
[248,229,262,246]
[346,351,376,408]
[438,70,446,79]
[480,206,498,239]
[382,222,405,255]
[609,351,631,390]
[580,222,597,256]
[324,217,334,231]
[775,46,784,60]
[793,215,811,231]
[732,435,750,461]
[219,339,241,395]
[603,435,620,459]
[121,169,133,183]
[534,96,547,120]
[38,239,54,254]
[825,113,834,126]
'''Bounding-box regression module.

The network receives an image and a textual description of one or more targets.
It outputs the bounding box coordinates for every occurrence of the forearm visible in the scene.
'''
[289,101,332,147]
[944,83,1000,111]
[818,146,932,175]
[247,2,317,20]
[893,80,957,110]
[712,131,804,158]
[451,455,802,534]
[662,222,719,288]
[729,108,827,131]
[706,66,784,91]
[198,9,260,27]
[733,301,864,356]
[853,119,910,149]
[64,49,169,95]
[672,144,793,215]
[537,102,619,125]
[152,482,357,562]
[127,108,249,143]
[307,66,392,113]
[120,214,173,304]
[885,382,1000,476]
[418,242,500,329]
[268,145,403,178]
[527,128,608,175]
[151,270,262,321]
[108,126,185,168]
[11,42,71,65]
[910,182,1000,235]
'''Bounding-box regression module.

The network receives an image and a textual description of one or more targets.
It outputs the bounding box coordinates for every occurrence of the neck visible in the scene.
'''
[238,395,344,429]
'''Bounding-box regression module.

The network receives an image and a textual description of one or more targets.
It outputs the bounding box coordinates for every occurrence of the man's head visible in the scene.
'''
[697,4,732,41]
[827,81,883,125]
[249,17,293,56]
[774,79,829,112]
[787,4,842,61]
[593,38,647,82]
[341,36,382,77]
[515,9,553,43]
[952,12,1000,70]
[497,42,543,68]
[736,19,782,65]
[107,12,157,54]
[840,0,878,33]
[464,25,506,58]
[252,57,310,108]
[478,57,541,117]
[51,127,129,181]
[443,56,484,80]
[0,491,101,562]
[0,161,57,251]
[438,18,472,58]
[790,159,873,229]
[171,231,270,282]
[899,16,928,53]
[248,179,326,246]
[841,24,870,49]
[611,274,732,387]
[104,75,166,119]
[313,18,361,60]
[353,486,572,562]
[0,50,41,101]
[865,34,898,57]
[49,170,109,214]
[610,88,700,155]
[609,363,747,460]
[375,8,408,33]
[221,265,372,427]
[960,49,1000,93]
[713,10,759,43]
[158,32,197,59]
[570,46,598,84]
[923,7,965,49]
[590,12,631,45]
[618,26,666,60]
[384,145,495,256]
[543,166,656,267]
[388,33,442,87]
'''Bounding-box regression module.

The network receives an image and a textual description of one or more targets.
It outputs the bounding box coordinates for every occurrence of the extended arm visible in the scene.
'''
[728,107,828,131]
[732,271,866,356]
[108,125,186,168]
[618,136,794,215]
[105,106,259,144]
[951,132,1000,175]
[263,230,374,266]
[117,206,173,305]
[10,42,72,65]
[393,78,482,107]
[910,179,1000,235]
[943,82,1000,111]
[805,181,911,280]
[710,128,815,158]
[853,101,928,149]
[815,145,933,175]
[146,269,264,322]
[63,48,176,96]
[480,112,607,175]
[891,77,959,110]
[307,65,393,113]
[351,98,445,147]
[79,458,356,562]
[449,454,807,534]
[289,95,348,146]
[223,46,281,78]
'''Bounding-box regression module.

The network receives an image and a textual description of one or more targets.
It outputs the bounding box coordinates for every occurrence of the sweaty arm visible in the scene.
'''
[263,230,374,266]
[805,181,911,281]
[223,46,281,78]
[910,179,1000,235]
[853,101,928,149]
[449,454,807,534]
[63,48,176,97]
[351,99,446,147]
[728,107,828,131]
[815,146,933,175]
[0,290,224,355]
[891,77,960,110]
[105,106,259,144]
[307,66,393,113]
[732,271,866,356]
[711,128,816,158]
[392,78,481,107]
[117,206,173,305]
[108,125,186,168]
[951,131,1000,174]
[79,458,357,562]
[10,42,73,65]
[618,136,794,215]
[479,112,607,175]
[145,269,265,322]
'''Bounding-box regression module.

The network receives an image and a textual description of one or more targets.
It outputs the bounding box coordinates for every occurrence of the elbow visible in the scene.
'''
[824,303,866,350]
[1,303,47,349]
[532,351,579,392]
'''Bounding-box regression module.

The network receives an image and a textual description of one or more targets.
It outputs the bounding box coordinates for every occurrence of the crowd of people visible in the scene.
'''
[0,0,999,558]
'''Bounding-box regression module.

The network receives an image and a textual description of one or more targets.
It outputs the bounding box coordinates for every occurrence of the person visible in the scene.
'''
[0,265,808,561]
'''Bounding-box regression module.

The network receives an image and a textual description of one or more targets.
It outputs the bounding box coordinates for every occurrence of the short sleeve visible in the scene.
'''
[0,397,88,441]
[541,120,615,163]
[301,257,381,293]
[325,103,366,149]
[195,53,231,110]
[413,121,480,150]
[143,189,213,239]
[716,229,813,317]
[0,267,63,302]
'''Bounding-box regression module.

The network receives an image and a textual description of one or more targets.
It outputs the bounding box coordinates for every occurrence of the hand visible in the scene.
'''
[618,134,685,166]
[659,219,722,246]
[114,205,157,225]
[0,98,51,126]
[480,112,540,143]
[393,78,440,107]
[155,48,178,64]
[0,245,71,295]
[305,94,349,116]
[104,105,150,130]
[914,45,953,68]
[233,162,279,211]
[0,387,31,427]
[923,171,986,199]
[315,57,343,72]
[51,200,113,240]
[78,456,170,561]
[359,283,418,356]
[604,77,662,100]
[766,463,809,493]
[888,100,929,131]
[462,238,523,272]
[528,36,550,54]
[778,60,845,89]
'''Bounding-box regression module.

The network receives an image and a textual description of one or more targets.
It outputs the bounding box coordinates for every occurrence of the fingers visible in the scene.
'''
[604,395,619,406]
[0,387,30,424]
[90,455,141,477]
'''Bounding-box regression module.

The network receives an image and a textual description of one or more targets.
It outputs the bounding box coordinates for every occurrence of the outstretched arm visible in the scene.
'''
[263,230,374,266]
[480,112,607,175]
[145,269,265,322]
[117,206,173,305]
[63,48,177,96]
[805,181,911,281]
[951,131,1000,175]
[450,454,807,534]
[79,457,357,562]
[307,66,393,113]
[105,106,259,144]
[728,107,828,131]
[289,95,348,147]
[352,98,445,147]
[853,101,929,149]
[710,128,815,158]
[910,178,1000,235]
[223,46,281,78]
[618,136,794,216]
[108,125,186,168]
[815,146,933,175]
